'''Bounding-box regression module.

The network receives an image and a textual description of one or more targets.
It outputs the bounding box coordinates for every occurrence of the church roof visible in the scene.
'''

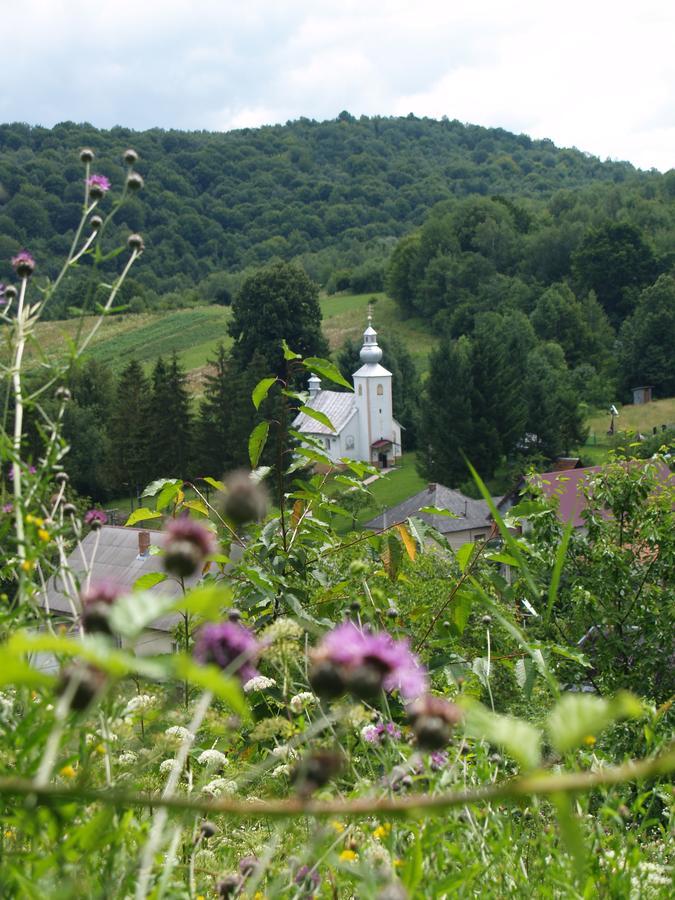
[353,362,392,378]
[364,483,494,534]
[294,390,356,435]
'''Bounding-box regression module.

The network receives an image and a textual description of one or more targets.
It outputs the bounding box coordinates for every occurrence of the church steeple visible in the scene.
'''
[359,307,383,365]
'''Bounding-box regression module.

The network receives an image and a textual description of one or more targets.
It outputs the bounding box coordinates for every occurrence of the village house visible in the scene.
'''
[294,314,402,468]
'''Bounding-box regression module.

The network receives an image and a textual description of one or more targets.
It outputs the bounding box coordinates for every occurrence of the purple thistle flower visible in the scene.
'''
[294,864,320,891]
[81,580,123,635]
[2,503,13,514]
[81,580,122,609]
[429,750,449,771]
[362,721,402,744]
[87,174,110,193]
[11,251,35,278]
[0,283,5,305]
[164,516,216,578]
[84,508,107,527]
[193,621,260,684]
[315,622,428,700]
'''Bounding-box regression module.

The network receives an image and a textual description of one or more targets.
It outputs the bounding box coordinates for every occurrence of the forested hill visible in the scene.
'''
[0,114,663,313]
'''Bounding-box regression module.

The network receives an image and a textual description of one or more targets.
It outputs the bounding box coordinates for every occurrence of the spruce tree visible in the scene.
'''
[107,360,153,499]
[151,353,193,479]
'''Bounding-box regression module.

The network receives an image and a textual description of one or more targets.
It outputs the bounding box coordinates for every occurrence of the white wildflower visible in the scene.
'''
[160,759,178,775]
[202,778,237,797]
[124,694,155,715]
[197,749,228,770]
[165,725,195,742]
[289,692,317,714]
[271,744,298,761]
[271,764,292,777]
[0,693,14,719]
[361,724,379,743]
[243,675,277,693]
[118,751,138,766]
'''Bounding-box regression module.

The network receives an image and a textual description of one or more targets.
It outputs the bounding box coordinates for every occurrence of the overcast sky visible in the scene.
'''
[2,0,673,171]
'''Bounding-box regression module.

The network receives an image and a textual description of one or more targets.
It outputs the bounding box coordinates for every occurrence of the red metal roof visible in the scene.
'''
[371,438,392,449]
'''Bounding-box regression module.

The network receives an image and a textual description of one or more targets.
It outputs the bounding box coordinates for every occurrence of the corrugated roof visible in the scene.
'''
[293,390,357,435]
[42,525,200,631]
[365,483,493,534]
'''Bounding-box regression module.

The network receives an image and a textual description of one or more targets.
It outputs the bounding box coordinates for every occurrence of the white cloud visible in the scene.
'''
[1,0,673,169]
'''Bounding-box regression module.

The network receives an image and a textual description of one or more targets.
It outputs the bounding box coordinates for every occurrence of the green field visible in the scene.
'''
[577,396,675,463]
[22,292,438,391]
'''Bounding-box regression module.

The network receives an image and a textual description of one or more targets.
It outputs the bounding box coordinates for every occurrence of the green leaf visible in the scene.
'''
[545,517,574,625]
[302,357,352,390]
[553,793,587,885]
[281,340,301,360]
[202,476,225,492]
[107,591,177,639]
[156,481,183,512]
[171,656,249,718]
[297,405,335,432]
[142,478,180,498]
[0,656,55,688]
[248,421,269,469]
[133,572,168,591]
[462,700,542,770]
[546,692,642,754]
[125,507,162,526]
[419,506,458,518]
[182,499,209,517]
[452,590,473,635]
[515,658,536,699]
[455,541,476,573]
[252,377,277,410]
[177,583,233,619]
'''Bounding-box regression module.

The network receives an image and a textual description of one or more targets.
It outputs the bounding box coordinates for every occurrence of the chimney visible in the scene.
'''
[427,483,435,493]
[463,500,467,516]
[138,530,150,557]
[308,373,321,400]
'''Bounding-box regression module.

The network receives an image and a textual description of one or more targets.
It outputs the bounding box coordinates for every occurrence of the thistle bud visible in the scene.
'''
[123,148,138,165]
[80,148,95,164]
[219,470,269,526]
[89,215,103,231]
[57,664,107,712]
[62,503,77,517]
[3,285,17,301]
[482,614,492,626]
[55,386,71,402]
[126,172,144,191]
[308,659,345,700]
[215,875,243,898]
[345,662,385,700]
[127,233,145,252]
[238,855,259,877]
[81,580,122,636]
[200,821,218,839]
[407,695,462,750]
[54,472,69,485]
[164,517,215,578]
[11,251,35,278]
[227,608,242,621]
[292,750,342,797]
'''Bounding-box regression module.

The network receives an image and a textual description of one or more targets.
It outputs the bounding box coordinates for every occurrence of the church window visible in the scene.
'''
[346,435,354,449]
[358,385,362,395]
[377,384,383,396]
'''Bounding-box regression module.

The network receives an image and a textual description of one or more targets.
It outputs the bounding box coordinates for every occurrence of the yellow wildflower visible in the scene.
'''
[583,735,596,747]
[339,849,358,862]
[25,514,34,524]
[330,820,345,833]
[37,528,50,542]
[59,764,76,779]
[4,830,14,839]
[373,823,391,840]
[20,560,33,573]
[95,744,106,755]
[394,858,403,868]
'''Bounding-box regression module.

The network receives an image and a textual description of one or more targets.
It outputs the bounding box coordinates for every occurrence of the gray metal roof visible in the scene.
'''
[42,525,200,632]
[293,390,357,436]
[364,483,494,534]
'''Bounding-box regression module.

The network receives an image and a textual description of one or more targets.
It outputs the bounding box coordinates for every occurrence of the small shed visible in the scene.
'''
[631,386,653,405]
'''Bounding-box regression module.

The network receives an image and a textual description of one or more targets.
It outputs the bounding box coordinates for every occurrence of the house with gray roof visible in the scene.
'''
[294,314,402,469]
[43,525,200,658]
[364,482,495,549]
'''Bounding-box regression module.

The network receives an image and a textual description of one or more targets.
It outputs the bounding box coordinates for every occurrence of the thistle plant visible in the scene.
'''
[0,149,673,899]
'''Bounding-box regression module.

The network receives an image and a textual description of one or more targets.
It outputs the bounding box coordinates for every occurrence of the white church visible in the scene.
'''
[294,315,402,468]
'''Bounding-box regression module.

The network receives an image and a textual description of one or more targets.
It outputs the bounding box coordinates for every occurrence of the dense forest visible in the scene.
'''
[1,113,672,318]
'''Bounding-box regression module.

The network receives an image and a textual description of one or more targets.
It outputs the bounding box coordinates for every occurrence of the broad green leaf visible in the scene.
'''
[252,377,277,410]
[142,478,180,498]
[125,507,162,527]
[455,541,475,573]
[8,631,167,679]
[553,793,587,885]
[462,700,542,770]
[281,340,301,360]
[202,476,225,492]
[248,421,269,469]
[251,465,271,483]
[452,590,473,635]
[171,656,249,717]
[515,657,536,699]
[545,517,574,625]
[133,572,168,591]
[547,692,642,754]
[472,656,491,689]
[0,656,55,688]
[177,583,233,619]
[108,591,177,639]
[182,499,209,517]
[156,481,183,512]
[419,506,458,518]
[396,523,417,561]
[302,357,352,390]
[297,405,335,432]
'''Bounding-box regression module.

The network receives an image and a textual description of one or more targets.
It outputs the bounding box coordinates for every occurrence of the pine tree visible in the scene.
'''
[107,360,153,498]
[151,353,193,479]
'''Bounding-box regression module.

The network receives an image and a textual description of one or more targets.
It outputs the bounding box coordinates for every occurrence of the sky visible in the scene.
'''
[2,0,673,171]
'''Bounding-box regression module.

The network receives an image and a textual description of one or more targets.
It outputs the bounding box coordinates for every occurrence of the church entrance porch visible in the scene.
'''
[371,438,393,469]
